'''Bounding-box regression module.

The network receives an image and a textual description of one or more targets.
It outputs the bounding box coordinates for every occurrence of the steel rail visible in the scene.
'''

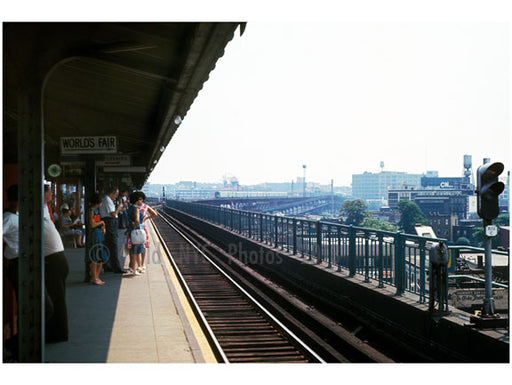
[449,275,509,289]
[155,209,326,363]
[151,212,229,363]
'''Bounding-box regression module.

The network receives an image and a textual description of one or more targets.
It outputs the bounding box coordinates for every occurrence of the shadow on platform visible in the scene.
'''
[45,247,122,363]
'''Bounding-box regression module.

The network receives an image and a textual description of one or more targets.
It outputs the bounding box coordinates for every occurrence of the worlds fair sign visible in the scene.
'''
[61,136,117,154]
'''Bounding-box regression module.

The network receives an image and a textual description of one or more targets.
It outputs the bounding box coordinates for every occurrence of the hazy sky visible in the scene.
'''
[149,22,509,187]
[2,2,509,190]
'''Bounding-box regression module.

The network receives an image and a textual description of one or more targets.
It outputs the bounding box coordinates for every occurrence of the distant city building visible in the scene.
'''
[295,177,306,197]
[421,175,472,190]
[427,213,458,241]
[174,189,218,200]
[388,169,475,220]
[499,171,510,213]
[371,206,401,224]
[499,226,509,250]
[143,180,353,202]
[254,182,294,192]
[453,219,480,246]
[215,190,289,198]
[388,186,472,220]
[142,183,159,198]
[334,186,352,197]
[352,171,424,202]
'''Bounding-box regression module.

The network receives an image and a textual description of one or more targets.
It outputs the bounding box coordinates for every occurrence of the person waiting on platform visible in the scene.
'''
[3,185,19,299]
[127,191,146,276]
[138,192,158,273]
[69,206,78,222]
[87,193,108,285]
[3,185,19,361]
[429,241,449,312]
[116,189,130,266]
[60,208,85,247]
[43,184,70,343]
[100,187,126,273]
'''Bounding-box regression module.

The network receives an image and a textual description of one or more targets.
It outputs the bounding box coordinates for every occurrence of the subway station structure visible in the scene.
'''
[3,22,244,362]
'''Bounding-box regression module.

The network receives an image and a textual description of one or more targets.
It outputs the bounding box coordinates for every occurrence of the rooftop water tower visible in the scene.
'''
[463,154,474,187]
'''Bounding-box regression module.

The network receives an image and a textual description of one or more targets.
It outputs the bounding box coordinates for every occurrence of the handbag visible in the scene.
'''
[131,228,146,245]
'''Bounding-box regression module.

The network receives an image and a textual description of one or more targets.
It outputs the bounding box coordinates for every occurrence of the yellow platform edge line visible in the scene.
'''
[149,220,218,363]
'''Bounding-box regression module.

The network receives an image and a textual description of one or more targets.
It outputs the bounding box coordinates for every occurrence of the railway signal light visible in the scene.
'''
[476,161,505,221]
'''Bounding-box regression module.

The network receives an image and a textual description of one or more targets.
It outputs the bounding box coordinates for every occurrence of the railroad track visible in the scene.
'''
[153,210,325,363]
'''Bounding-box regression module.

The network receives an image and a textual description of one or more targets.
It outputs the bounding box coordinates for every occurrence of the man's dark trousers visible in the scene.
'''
[103,217,123,272]
[45,251,69,342]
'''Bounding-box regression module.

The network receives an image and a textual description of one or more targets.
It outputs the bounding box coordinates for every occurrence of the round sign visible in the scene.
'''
[48,164,62,178]
[485,225,498,238]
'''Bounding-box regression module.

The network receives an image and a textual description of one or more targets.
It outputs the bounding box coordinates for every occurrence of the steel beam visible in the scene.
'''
[18,75,45,363]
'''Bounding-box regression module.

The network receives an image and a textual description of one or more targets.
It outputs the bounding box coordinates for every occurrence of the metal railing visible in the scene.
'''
[447,245,509,266]
[165,200,508,304]
[448,275,508,289]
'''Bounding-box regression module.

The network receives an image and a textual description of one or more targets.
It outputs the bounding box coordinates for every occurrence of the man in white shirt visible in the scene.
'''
[3,209,19,260]
[44,184,69,343]
[3,185,19,286]
[100,187,126,273]
[3,184,19,361]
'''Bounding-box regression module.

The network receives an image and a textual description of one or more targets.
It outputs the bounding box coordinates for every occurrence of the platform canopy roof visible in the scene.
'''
[3,22,244,188]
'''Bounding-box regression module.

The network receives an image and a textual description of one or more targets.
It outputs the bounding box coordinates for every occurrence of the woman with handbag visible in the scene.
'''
[87,193,107,285]
[138,196,158,273]
[127,191,146,276]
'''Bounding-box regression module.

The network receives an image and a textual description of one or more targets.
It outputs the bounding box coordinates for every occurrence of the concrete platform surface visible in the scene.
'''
[45,221,216,363]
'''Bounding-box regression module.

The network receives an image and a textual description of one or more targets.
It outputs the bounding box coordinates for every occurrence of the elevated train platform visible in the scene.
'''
[2,22,244,363]
[33,207,510,364]
[45,221,216,363]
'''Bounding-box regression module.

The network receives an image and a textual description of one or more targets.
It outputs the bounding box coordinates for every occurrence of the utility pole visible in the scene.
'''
[303,165,306,197]
[470,158,507,328]
[483,218,496,314]
[331,179,334,215]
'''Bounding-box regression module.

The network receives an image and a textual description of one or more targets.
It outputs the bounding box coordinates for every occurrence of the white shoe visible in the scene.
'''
[133,271,141,276]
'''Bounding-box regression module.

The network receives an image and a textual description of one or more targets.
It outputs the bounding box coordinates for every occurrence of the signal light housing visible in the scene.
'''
[476,162,505,220]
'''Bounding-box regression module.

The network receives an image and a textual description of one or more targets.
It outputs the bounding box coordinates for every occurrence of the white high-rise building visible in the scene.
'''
[352,171,424,202]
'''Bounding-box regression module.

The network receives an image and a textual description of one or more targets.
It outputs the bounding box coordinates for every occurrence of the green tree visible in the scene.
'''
[473,227,484,247]
[397,200,427,234]
[472,226,502,248]
[455,237,470,246]
[473,214,508,248]
[340,199,368,226]
[495,213,510,227]
[361,216,398,232]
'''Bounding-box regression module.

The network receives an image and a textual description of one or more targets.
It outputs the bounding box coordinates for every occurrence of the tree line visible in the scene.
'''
[339,199,509,247]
